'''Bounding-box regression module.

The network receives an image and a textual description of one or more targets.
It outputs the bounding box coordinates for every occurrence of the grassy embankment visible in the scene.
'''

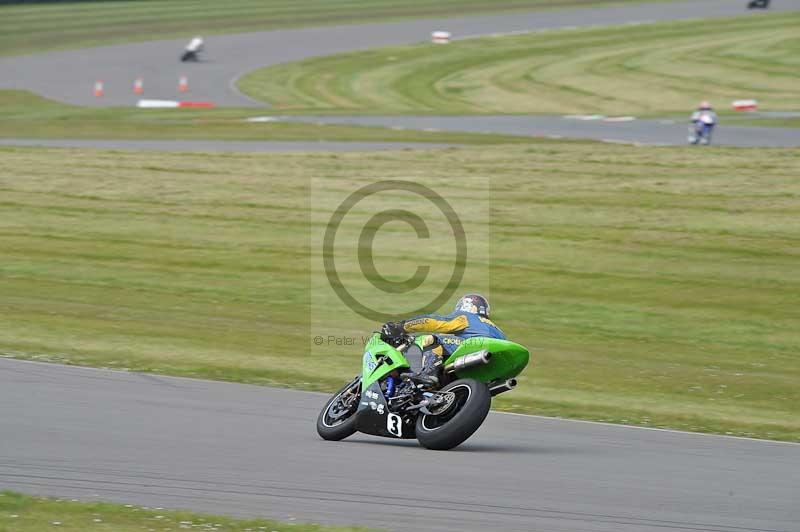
[0,491,378,532]
[4,13,796,140]
[1,143,799,441]
[0,91,531,144]
[240,12,800,117]
[0,0,677,57]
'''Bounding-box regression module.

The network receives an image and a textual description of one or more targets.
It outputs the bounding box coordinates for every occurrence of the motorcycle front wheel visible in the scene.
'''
[415,378,491,450]
[316,376,361,441]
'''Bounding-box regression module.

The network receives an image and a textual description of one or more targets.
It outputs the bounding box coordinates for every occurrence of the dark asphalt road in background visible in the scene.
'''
[279,115,800,147]
[2,0,799,107]
[3,114,797,150]
[1,358,799,532]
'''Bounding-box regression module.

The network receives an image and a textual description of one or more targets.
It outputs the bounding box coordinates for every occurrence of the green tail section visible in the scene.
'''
[444,338,530,382]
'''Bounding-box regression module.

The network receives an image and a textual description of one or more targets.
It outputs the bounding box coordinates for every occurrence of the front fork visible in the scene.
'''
[384,375,397,398]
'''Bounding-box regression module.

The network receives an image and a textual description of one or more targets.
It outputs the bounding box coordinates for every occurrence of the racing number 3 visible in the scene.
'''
[387,413,402,437]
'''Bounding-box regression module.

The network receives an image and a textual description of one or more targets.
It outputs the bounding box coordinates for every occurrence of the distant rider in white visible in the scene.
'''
[181,36,204,62]
[689,101,718,145]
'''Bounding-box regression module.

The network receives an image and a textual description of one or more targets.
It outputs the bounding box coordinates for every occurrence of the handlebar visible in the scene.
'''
[379,331,414,351]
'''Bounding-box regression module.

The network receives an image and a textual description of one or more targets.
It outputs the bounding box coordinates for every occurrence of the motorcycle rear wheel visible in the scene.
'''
[415,378,491,450]
[317,377,361,441]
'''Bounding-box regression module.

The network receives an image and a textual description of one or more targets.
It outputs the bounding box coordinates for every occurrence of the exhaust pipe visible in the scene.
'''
[444,350,491,374]
[489,378,517,396]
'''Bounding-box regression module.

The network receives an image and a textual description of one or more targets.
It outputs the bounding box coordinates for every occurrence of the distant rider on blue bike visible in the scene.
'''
[689,101,718,145]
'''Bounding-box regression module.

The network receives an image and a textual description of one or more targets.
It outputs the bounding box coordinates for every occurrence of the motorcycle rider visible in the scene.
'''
[689,101,718,145]
[380,294,505,385]
[181,36,204,62]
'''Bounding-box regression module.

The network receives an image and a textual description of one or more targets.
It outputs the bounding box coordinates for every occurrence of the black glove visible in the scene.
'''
[380,321,405,344]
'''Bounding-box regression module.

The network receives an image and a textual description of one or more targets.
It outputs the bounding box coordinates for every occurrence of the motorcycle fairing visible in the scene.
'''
[361,334,412,389]
[355,381,416,439]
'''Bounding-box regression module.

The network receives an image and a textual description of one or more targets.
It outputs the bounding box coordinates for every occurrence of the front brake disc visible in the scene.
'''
[420,391,456,416]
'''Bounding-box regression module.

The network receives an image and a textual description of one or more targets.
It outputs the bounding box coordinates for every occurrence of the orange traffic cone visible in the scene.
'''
[133,78,144,95]
[178,75,189,93]
[93,80,104,97]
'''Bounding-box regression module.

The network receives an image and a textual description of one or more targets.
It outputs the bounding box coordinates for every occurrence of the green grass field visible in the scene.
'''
[0,90,531,144]
[0,0,675,57]
[0,491,377,532]
[2,142,799,441]
[240,12,800,116]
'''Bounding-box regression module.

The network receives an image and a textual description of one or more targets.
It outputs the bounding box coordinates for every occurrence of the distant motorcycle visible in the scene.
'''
[180,36,204,62]
[688,112,716,145]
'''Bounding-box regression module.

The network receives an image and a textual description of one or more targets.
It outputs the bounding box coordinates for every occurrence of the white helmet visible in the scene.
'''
[454,294,490,317]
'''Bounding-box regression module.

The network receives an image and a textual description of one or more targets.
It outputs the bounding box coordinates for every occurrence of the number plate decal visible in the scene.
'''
[386,413,402,437]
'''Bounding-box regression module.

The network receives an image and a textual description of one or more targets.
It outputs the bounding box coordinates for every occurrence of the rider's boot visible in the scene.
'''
[414,352,443,386]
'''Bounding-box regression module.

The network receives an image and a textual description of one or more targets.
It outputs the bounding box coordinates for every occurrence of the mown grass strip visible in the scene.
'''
[0,90,533,145]
[239,12,800,115]
[0,491,379,532]
[0,0,677,57]
[0,143,799,441]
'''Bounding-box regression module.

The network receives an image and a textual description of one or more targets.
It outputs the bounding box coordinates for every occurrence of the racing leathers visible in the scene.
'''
[691,108,717,125]
[689,108,718,145]
[390,311,506,383]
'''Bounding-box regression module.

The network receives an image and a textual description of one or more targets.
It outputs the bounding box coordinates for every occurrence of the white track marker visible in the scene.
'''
[564,114,605,121]
[137,99,179,108]
[431,31,451,44]
[603,116,636,122]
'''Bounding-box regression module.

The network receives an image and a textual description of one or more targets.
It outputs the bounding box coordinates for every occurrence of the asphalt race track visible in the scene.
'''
[1,358,799,532]
[280,115,800,148]
[3,116,799,150]
[2,0,799,107]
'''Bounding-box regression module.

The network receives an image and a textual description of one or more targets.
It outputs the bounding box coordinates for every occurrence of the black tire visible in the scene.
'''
[415,378,491,450]
[316,377,361,441]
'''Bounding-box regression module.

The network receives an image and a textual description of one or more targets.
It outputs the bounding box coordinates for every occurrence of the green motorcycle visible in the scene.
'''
[317,332,530,450]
